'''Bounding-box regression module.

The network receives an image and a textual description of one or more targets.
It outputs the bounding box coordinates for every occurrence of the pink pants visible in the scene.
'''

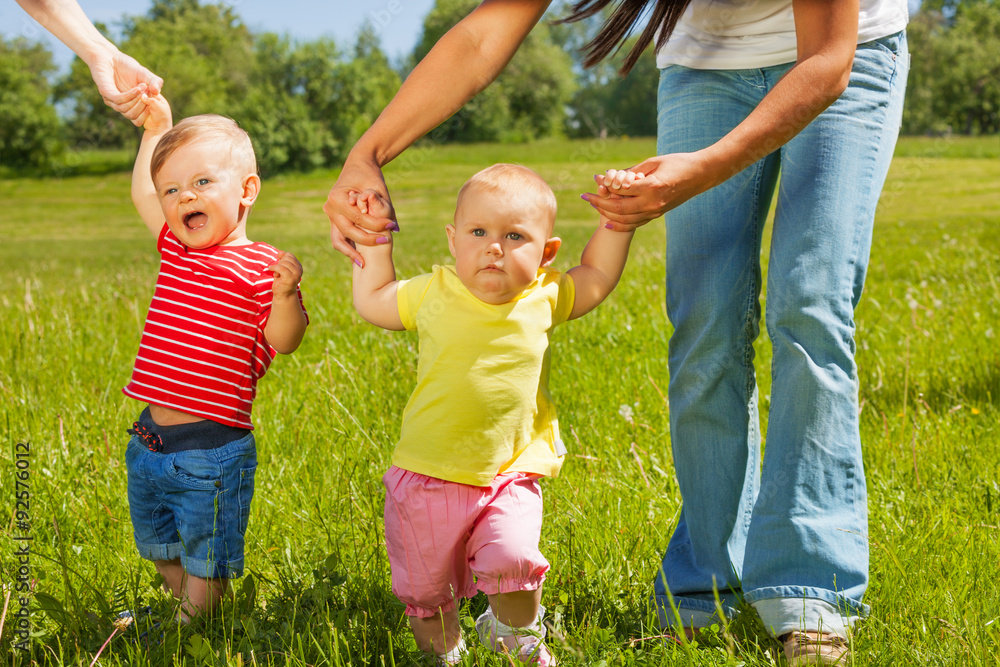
[382,465,549,618]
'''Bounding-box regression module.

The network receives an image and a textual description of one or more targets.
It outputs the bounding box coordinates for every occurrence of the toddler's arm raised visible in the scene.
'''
[566,169,642,320]
[130,93,172,236]
[352,190,405,331]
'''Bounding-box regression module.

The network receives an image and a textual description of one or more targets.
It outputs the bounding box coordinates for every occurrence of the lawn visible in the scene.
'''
[1,136,998,665]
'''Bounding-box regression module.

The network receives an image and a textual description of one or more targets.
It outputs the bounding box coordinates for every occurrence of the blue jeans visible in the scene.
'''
[653,32,908,637]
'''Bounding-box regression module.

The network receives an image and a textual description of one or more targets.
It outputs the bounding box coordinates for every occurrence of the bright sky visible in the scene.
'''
[5,0,925,75]
[2,0,437,74]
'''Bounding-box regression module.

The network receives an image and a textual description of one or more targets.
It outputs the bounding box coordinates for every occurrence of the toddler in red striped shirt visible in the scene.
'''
[122,93,308,621]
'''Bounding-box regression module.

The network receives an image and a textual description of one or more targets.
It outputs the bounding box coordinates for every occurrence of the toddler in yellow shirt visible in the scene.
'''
[351,163,640,665]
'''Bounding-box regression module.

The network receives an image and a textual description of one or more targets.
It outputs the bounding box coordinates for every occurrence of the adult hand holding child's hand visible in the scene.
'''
[350,189,395,228]
[325,154,399,267]
[91,49,164,127]
[584,152,718,231]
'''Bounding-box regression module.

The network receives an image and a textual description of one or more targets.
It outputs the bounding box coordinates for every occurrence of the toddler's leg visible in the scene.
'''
[476,599,553,666]
[409,609,463,656]
[155,558,228,622]
[155,558,185,599]
[383,467,480,662]
[488,588,543,628]
[469,474,553,664]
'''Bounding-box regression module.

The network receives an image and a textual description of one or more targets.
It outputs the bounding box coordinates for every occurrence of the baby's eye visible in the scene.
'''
[196,178,211,186]
[506,232,523,241]
[164,187,178,195]
[472,229,486,237]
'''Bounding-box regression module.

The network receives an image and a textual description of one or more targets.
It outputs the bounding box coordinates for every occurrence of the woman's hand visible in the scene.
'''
[583,151,721,230]
[323,153,399,267]
[90,48,164,126]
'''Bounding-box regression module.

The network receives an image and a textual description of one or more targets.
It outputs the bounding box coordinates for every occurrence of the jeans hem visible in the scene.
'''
[744,586,868,614]
[134,539,183,562]
[181,555,244,580]
[652,593,736,629]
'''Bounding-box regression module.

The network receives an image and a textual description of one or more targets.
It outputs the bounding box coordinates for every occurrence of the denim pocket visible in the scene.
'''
[857,31,907,81]
[238,465,257,535]
[124,437,140,472]
[168,450,223,490]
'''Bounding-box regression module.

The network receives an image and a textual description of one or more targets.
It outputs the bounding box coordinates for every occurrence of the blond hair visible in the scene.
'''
[150,114,257,182]
[457,163,557,228]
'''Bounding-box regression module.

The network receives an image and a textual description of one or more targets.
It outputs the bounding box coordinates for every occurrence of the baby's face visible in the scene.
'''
[446,185,557,305]
[154,139,256,248]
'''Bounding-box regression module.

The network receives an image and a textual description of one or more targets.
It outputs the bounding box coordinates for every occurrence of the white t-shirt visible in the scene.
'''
[656,0,909,70]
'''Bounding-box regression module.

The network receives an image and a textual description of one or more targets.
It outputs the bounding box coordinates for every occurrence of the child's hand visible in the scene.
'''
[593,170,644,231]
[595,169,644,197]
[266,251,304,298]
[140,93,172,134]
[349,189,397,233]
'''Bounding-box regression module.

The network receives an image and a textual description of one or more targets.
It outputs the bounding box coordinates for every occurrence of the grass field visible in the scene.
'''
[1,136,999,666]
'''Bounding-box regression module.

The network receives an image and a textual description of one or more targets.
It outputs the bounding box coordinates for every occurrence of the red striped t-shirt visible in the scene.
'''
[123,226,304,429]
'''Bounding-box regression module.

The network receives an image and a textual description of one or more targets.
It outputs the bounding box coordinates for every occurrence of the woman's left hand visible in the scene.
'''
[584,151,721,230]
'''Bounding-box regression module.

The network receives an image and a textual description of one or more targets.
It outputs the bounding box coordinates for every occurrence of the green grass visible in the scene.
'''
[1,136,999,666]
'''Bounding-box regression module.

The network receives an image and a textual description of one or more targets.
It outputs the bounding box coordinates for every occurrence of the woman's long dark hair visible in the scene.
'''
[559,0,695,75]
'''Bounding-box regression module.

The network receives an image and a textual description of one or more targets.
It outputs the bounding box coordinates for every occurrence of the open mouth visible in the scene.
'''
[183,211,207,231]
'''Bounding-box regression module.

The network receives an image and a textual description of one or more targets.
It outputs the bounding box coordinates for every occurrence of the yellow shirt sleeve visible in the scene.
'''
[550,269,575,326]
[396,270,437,331]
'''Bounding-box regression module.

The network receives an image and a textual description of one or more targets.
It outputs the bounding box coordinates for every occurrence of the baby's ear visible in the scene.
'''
[445,224,458,258]
[540,237,561,267]
[241,173,261,206]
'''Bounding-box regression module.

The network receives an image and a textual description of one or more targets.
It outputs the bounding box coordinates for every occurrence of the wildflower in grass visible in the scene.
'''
[619,404,635,424]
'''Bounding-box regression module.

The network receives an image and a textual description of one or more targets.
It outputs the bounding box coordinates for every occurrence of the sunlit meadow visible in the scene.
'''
[1,136,998,665]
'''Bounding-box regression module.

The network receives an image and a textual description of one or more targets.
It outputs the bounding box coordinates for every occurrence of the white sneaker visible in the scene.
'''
[475,606,555,666]
[434,636,467,666]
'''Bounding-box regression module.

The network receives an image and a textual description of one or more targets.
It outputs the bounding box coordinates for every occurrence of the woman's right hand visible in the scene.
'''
[585,151,723,229]
[324,153,399,267]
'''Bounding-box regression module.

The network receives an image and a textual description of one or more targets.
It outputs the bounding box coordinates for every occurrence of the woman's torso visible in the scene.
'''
[655,0,909,70]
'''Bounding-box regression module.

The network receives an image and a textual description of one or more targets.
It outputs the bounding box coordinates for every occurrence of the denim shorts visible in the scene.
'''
[125,425,257,580]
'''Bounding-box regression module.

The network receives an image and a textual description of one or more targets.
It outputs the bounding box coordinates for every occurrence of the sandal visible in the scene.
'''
[780,630,850,665]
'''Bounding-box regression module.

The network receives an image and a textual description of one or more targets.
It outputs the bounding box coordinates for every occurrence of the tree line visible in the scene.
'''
[1,0,996,175]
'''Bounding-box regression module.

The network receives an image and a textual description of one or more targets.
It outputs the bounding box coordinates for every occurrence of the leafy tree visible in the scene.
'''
[55,25,136,150]
[547,0,616,85]
[54,1,404,174]
[327,24,404,149]
[122,0,253,118]
[235,27,402,175]
[56,0,252,150]
[566,38,657,138]
[412,0,575,142]
[235,34,340,175]
[903,10,955,135]
[548,3,657,138]
[0,38,63,170]
[58,0,253,146]
[904,1,1000,135]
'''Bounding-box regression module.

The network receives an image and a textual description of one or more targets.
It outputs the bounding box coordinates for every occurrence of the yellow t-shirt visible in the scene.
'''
[393,265,576,486]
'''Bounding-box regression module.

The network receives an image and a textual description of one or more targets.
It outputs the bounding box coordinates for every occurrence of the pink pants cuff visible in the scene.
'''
[383,466,549,618]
